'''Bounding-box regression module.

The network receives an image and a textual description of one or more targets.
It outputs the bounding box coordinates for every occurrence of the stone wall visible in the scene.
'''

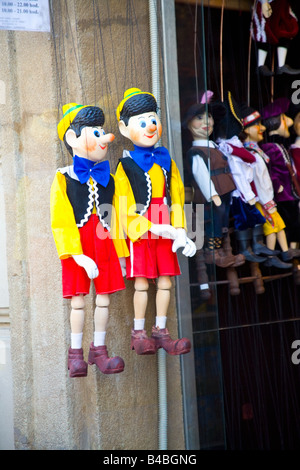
[0,0,186,450]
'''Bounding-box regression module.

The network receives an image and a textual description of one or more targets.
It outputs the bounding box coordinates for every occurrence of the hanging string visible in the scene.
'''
[220,0,225,102]
[194,1,199,103]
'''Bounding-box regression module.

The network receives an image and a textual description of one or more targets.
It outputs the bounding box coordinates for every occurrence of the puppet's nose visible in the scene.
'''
[147,123,157,133]
[100,133,115,144]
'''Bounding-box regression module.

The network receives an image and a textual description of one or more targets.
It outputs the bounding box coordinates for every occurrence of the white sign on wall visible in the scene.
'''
[0,0,50,32]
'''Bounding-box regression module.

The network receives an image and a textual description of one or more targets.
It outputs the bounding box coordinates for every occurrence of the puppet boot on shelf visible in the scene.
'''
[204,237,236,268]
[235,228,267,263]
[88,343,124,374]
[130,329,157,355]
[263,255,292,269]
[252,225,280,257]
[68,347,88,378]
[195,249,211,300]
[151,326,191,355]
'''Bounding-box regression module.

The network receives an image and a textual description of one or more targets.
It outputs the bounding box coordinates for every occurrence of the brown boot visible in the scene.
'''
[68,347,88,378]
[130,329,157,355]
[88,343,124,374]
[151,326,191,355]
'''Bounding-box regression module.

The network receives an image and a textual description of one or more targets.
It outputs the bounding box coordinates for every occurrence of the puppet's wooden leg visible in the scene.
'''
[88,294,124,374]
[195,249,211,300]
[151,276,191,355]
[226,267,240,296]
[250,262,265,295]
[68,295,88,378]
[130,277,156,355]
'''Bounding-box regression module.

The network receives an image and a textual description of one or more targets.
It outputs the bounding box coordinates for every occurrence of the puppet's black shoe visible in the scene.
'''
[68,347,88,378]
[263,256,292,269]
[258,65,274,77]
[88,343,124,374]
[277,65,300,75]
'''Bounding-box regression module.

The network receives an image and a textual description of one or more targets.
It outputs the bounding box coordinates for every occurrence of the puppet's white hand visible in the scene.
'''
[212,195,222,206]
[119,257,127,277]
[149,224,178,240]
[72,254,99,279]
[172,228,196,257]
[262,1,272,18]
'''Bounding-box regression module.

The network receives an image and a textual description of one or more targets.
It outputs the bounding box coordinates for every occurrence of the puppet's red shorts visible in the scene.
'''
[61,214,125,298]
[126,197,181,280]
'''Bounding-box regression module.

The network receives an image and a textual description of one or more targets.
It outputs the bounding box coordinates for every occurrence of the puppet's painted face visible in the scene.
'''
[276,114,293,138]
[123,111,162,147]
[66,126,114,162]
[244,121,266,143]
[293,112,300,137]
[188,112,214,139]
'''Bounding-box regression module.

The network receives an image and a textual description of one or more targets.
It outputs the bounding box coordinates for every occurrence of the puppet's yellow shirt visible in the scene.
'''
[114,159,186,243]
[50,171,129,259]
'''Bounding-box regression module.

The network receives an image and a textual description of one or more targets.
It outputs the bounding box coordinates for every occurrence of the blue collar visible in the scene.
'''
[129,145,171,173]
[73,155,110,187]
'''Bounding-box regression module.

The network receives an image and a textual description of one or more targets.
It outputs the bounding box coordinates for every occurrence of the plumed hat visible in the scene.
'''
[261,97,290,120]
[212,91,243,139]
[57,103,89,141]
[182,90,226,129]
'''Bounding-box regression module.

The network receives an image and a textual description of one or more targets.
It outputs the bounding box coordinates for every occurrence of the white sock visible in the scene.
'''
[94,331,106,347]
[258,49,267,67]
[155,316,167,329]
[134,318,145,331]
[71,332,83,349]
[277,47,287,67]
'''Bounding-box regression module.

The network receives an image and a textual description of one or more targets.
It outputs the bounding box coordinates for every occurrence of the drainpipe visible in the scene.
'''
[149,0,168,451]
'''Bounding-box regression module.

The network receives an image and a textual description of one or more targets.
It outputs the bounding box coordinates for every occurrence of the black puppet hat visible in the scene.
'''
[182,90,226,129]
[213,91,244,139]
[239,103,261,129]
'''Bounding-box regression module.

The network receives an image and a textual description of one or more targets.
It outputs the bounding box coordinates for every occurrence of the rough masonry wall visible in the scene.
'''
[0,0,185,450]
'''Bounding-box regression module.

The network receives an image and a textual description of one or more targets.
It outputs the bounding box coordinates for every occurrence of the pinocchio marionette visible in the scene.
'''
[50,103,128,377]
[114,87,196,356]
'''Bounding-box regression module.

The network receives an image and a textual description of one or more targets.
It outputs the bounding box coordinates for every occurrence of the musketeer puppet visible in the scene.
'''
[50,103,128,377]
[114,87,196,356]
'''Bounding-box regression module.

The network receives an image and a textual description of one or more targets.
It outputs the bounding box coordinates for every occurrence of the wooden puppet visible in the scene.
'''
[183,91,243,269]
[251,0,300,76]
[239,102,293,268]
[214,91,275,265]
[260,97,300,256]
[114,87,196,356]
[50,103,128,377]
[288,103,300,183]
[214,91,291,269]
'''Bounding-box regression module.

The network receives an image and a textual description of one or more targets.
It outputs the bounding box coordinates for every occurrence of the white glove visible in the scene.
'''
[72,254,99,279]
[119,257,127,277]
[149,224,178,240]
[172,228,196,257]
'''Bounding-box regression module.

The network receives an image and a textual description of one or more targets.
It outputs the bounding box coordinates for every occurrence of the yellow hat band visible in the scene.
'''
[116,87,155,121]
[57,103,88,141]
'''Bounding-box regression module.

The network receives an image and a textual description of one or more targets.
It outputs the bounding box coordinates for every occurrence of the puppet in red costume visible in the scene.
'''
[51,103,128,377]
[251,0,300,76]
[114,88,196,356]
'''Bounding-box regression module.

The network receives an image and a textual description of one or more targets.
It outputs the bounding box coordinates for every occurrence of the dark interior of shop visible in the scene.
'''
[175,1,300,449]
